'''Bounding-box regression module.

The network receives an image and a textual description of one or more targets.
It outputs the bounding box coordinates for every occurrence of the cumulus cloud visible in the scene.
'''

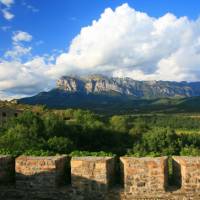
[5,45,32,59]
[2,3,200,100]
[4,31,33,60]
[0,58,52,98]
[0,30,52,99]
[48,3,200,82]
[12,31,33,43]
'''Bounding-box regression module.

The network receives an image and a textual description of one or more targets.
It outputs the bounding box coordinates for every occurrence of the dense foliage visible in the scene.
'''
[0,109,200,156]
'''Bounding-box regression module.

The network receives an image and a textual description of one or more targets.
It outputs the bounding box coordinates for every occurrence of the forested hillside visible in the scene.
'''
[19,91,200,115]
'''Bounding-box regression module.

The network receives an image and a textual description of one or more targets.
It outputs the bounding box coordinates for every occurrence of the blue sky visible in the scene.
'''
[1,0,200,57]
[1,0,200,99]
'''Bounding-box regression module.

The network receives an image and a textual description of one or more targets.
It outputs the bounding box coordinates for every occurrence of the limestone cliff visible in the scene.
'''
[56,75,200,98]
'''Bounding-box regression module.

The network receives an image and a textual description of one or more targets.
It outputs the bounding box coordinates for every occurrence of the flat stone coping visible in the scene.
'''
[16,155,68,160]
[173,156,200,165]
[120,156,168,161]
[71,157,114,161]
[0,155,13,158]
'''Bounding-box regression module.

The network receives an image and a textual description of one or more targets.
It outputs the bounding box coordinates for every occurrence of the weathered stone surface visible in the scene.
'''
[1,155,200,199]
[0,155,15,184]
[56,75,200,98]
[120,156,168,194]
[71,157,115,193]
[173,156,200,192]
[15,155,70,189]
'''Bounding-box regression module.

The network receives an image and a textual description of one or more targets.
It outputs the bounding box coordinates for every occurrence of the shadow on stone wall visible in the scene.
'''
[167,159,182,192]
[0,171,122,200]
[0,156,15,185]
[2,156,200,200]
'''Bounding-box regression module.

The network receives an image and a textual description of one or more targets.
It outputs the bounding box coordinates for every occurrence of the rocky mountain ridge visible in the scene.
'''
[56,75,200,98]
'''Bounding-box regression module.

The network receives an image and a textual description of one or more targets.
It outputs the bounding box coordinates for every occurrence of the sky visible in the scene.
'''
[1,0,200,99]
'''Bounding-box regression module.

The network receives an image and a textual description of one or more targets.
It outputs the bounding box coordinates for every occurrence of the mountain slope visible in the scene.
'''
[19,90,200,114]
[18,75,200,114]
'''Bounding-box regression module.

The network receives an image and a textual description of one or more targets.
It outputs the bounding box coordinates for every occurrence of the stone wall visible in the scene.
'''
[1,155,200,199]
[15,155,70,189]
[120,157,168,195]
[71,157,115,199]
[0,107,22,126]
[173,156,200,192]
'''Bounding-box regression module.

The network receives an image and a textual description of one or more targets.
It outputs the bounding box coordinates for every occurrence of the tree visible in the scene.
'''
[0,124,45,155]
[109,116,129,133]
[42,113,67,138]
[4,111,45,137]
[142,127,180,155]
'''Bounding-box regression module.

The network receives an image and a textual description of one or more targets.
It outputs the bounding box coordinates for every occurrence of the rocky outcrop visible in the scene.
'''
[56,75,200,98]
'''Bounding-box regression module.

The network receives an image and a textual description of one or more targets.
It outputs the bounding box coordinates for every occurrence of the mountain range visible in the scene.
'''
[55,75,200,98]
[18,75,200,114]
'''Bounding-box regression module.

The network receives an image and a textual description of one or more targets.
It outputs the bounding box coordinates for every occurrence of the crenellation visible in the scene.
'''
[1,155,200,199]
[15,155,70,189]
[173,156,200,192]
[71,157,115,193]
[120,157,168,195]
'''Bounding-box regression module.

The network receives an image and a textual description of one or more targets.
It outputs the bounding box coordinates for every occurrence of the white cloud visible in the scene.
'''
[48,3,200,82]
[4,31,33,60]
[0,0,14,7]
[2,8,14,20]
[2,4,200,100]
[0,58,52,98]
[5,45,32,59]
[12,31,33,43]
[0,0,14,20]
[0,91,24,100]
[0,30,52,99]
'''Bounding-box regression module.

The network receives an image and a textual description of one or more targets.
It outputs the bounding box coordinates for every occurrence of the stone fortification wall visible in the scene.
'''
[0,155,200,200]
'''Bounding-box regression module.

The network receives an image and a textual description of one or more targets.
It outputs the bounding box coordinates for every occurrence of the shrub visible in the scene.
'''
[47,136,74,154]
[180,146,200,156]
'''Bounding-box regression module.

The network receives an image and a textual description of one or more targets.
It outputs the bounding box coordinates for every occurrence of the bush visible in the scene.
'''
[180,146,200,156]
[47,136,74,154]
